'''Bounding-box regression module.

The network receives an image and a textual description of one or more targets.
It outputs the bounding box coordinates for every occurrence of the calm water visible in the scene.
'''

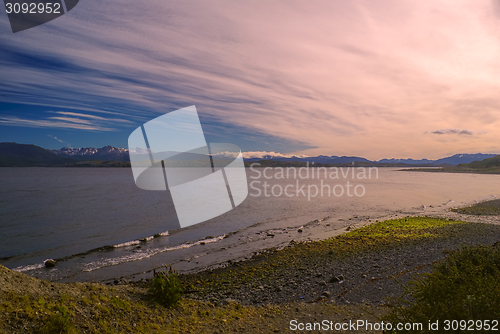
[1,166,499,283]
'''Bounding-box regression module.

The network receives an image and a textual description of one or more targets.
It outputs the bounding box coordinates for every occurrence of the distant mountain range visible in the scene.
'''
[245,153,499,166]
[0,142,498,167]
[406,155,500,174]
[49,146,130,161]
[0,143,129,167]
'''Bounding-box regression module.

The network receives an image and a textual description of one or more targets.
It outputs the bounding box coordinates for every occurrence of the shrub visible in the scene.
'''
[149,265,182,308]
[385,245,500,333]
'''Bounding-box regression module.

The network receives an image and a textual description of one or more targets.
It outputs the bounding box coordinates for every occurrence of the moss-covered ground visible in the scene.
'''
[451,198,500,215]
[1,216,498,333]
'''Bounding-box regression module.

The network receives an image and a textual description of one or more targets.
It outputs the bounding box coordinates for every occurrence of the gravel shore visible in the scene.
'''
[2,216,500,333]
[183,218,500,307]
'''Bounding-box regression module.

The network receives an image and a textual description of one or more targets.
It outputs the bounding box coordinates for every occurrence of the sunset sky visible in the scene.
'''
[1,0,500,160]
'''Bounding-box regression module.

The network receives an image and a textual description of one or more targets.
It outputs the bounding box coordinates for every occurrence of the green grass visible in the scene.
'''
[183,217,466,295]
[451,199,500,215]
[148,265,182,308]
[385,244,500,333]
[0,288,299,333]
[0,217,488,333]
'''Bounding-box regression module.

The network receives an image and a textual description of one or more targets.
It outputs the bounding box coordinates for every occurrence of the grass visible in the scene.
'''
[2,287,373,333]
[183,217,467,294]
[385,244,500,333]
[148,265,182,308]
[0,216,493,333]
[451,199,500,215]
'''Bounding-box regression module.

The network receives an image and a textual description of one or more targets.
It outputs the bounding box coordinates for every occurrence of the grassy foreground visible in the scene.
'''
[1,217,498,333]
[451,198,500,215]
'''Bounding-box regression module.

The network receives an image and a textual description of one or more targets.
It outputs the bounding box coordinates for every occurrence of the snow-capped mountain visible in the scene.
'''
[49,146,130,161]
[245,154,372,164]
[377,158,434,165]
[47,145,499,165]
[378,153,498,165]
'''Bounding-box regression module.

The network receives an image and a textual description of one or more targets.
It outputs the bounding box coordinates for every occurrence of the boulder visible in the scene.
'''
[44,259,56,268]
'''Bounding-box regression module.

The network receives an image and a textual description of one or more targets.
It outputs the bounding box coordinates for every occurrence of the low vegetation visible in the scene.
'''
[1,216,498,333]
[404,154,500,174]
[184,217,467,294]
[148,266,182,308]
[451,198,500,215]
[385,244,500,333]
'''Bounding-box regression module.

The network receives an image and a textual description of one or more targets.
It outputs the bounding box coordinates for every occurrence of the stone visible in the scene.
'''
[297,228,303,233]
[44,259,56,268]
[322,291,331,298]
[329,275,345,283]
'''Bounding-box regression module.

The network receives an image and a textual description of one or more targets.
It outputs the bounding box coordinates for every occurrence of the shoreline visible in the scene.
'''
[2,215,500,333]
[7,193,500,285]
[4,166,500,285]
[180,216,500,306]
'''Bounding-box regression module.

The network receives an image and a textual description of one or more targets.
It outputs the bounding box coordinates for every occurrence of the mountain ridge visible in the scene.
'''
[1,142,499,167]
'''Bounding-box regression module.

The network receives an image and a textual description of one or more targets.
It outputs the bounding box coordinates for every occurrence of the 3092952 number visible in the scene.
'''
[5,2,61,14]
[443,320,499,331]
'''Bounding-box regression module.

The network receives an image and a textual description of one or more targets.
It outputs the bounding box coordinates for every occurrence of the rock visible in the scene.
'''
[297,228,303,233]
[257,285,264,290]
[322,291,331,298]
[319,280,327,286]
[361,274,367,278]
[44,259,56,268]
[330,274,344,283]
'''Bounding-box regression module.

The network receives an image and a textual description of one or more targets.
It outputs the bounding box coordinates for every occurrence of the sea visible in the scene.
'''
[1,166,499,284]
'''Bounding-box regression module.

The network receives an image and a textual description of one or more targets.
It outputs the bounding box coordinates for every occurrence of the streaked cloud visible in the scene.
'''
[0,116,114,131]
[50,111,107,120]
[430,129,475,135]
[2,0,500,158]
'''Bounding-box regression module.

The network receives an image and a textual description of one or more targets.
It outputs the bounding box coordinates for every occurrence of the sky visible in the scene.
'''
[1,0,500,160]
